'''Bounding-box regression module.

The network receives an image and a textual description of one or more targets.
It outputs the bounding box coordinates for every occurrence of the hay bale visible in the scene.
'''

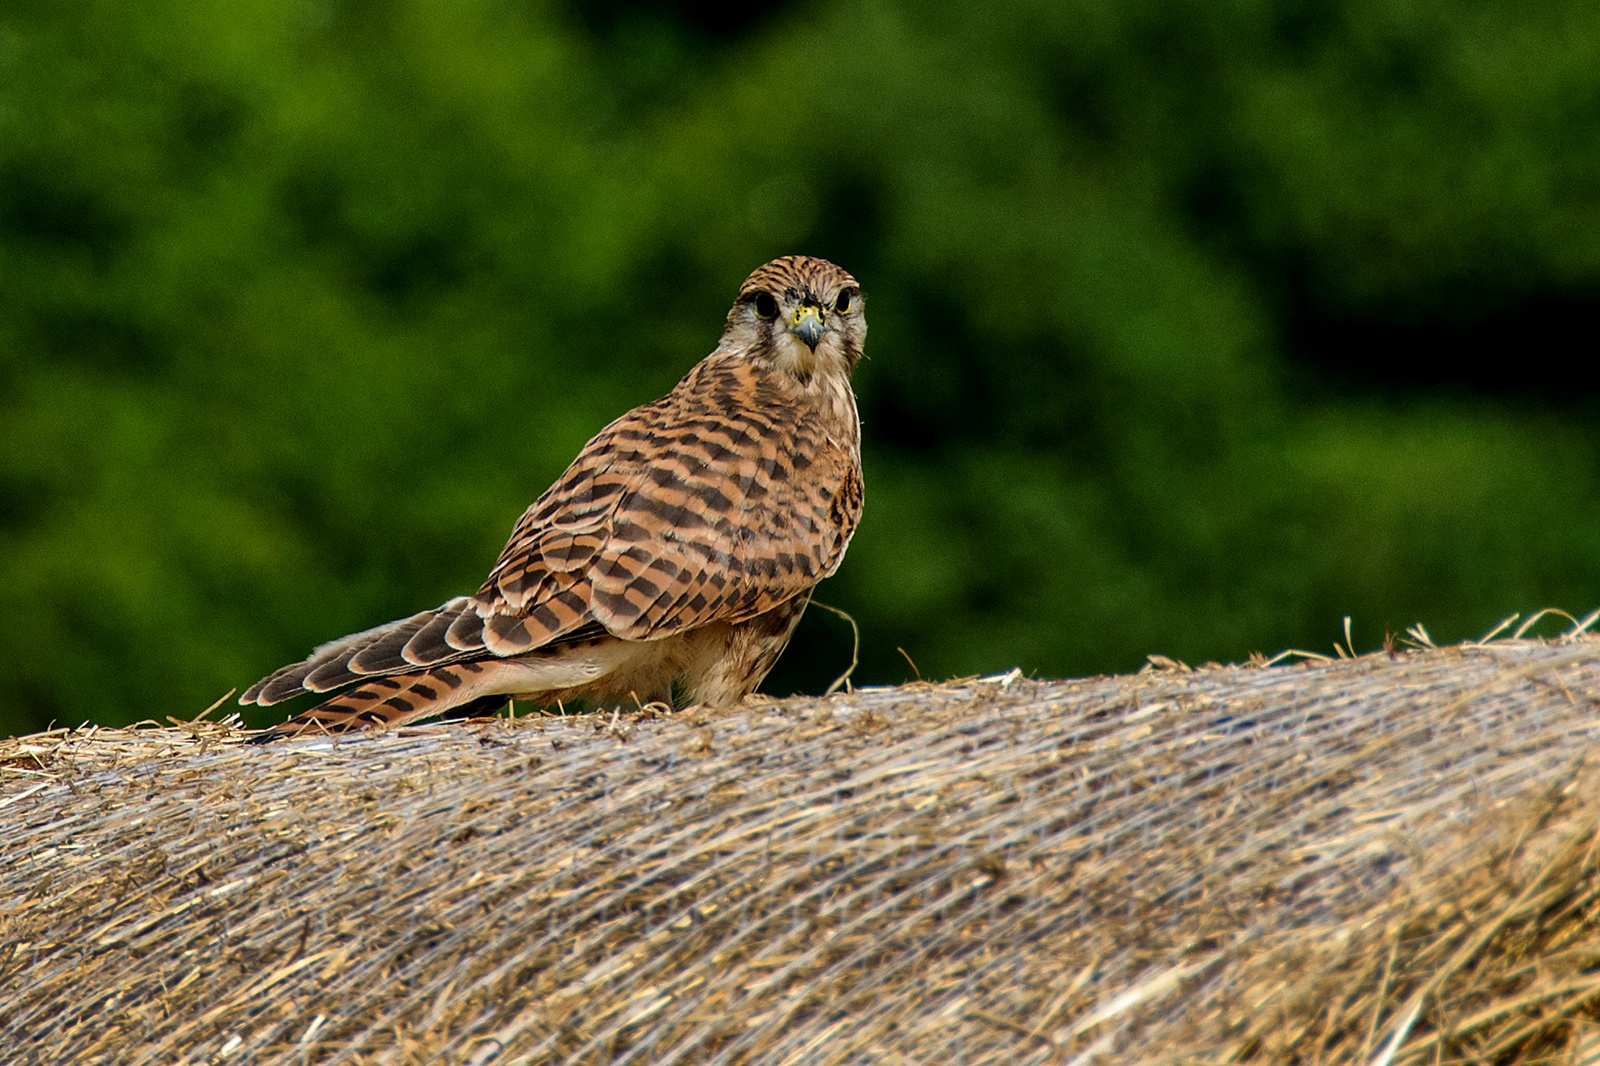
[4,635,1600,1064]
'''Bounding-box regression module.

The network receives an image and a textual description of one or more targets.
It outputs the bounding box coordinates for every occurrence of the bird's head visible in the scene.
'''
[721,255,866,380]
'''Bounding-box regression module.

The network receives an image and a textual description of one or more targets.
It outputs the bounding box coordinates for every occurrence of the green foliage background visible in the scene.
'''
[3,0,1598,736]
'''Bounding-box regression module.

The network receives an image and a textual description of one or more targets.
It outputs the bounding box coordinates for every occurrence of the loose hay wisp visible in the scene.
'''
[5,637,1600,1064]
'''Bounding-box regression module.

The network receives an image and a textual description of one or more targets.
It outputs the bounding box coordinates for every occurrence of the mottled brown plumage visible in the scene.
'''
[243,256,865,740]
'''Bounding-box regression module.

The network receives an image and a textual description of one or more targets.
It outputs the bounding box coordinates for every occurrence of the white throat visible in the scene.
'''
[771,331,851,379]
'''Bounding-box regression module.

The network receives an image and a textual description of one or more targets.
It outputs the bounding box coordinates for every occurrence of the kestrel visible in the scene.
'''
[243,256,865,740]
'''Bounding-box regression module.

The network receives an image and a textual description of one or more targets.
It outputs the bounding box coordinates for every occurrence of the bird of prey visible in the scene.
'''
[243,255,865,740]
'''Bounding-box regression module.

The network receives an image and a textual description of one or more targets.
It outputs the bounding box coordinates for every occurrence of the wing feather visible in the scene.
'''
[478,353,861,642]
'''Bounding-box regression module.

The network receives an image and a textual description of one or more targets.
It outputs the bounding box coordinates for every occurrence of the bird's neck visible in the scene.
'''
[778,361,860,450]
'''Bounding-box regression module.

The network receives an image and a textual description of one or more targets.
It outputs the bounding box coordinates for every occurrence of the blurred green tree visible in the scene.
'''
[2,0,1597,736]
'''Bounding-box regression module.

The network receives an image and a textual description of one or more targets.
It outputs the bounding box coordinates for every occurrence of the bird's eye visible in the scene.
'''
[753,292,779,319]
[834,288,857,314]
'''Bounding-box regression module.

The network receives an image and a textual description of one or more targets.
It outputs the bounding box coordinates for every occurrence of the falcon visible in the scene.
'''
[243,256,865,740]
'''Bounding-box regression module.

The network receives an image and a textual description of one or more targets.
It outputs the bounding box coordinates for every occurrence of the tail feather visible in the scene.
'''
[248,661,498,743]
[241,597,483,706]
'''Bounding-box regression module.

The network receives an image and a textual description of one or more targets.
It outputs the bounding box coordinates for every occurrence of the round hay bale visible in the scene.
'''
[4,635,1600,1064]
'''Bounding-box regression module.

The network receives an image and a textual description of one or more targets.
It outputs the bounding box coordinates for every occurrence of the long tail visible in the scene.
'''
[240,597,495,707]
[248,661,502,743]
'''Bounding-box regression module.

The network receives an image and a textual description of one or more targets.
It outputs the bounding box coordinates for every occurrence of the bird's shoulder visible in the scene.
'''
[520,351,845,527]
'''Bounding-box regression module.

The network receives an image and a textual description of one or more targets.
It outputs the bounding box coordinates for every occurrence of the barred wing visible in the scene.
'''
[479,355,861,646]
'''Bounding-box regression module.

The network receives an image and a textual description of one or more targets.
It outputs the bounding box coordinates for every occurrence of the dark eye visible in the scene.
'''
[834,288,857,314]
[753,292,779,319]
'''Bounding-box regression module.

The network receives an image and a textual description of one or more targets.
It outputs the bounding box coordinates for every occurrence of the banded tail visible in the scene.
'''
[247,660,506,743]
[241,595,601,742]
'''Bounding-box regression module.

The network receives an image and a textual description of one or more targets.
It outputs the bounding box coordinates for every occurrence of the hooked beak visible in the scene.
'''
[789,304,826,350]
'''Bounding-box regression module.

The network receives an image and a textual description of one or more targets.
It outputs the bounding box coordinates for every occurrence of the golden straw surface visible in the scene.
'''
[5,636,1600,1064]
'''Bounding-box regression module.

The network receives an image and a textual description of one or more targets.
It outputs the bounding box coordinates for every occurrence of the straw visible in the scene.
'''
[4,634,1600,1063]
